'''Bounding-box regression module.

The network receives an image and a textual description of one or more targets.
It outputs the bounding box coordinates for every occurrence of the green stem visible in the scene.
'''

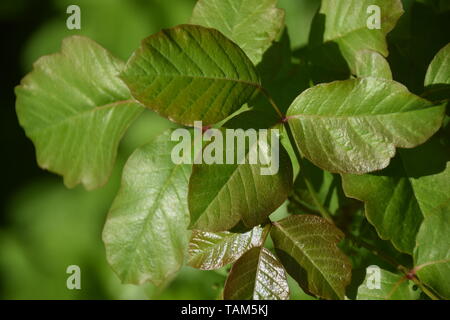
[414,259,450,273]
[260,221,272,246]
[303,177,334,222]
[259,86,334,223]
[410,277,440,300]
[283,119,334,223]
[289,193,323,215]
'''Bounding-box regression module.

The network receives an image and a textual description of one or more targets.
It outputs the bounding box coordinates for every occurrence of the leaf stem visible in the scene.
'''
[283,117,334,223]
[303,177,334,223]
[409,277,440,300]
[389,266,442,300]
[258,86,284,120]
[413,259,450,273]
[261,221,272,246]
[289,194,323,215]
[259,86,333,223]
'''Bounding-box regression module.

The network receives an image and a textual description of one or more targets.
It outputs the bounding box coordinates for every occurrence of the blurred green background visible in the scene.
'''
[0,0,320,299]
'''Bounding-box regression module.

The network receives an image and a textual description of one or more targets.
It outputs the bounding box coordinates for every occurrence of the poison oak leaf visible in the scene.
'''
[342,134,450,254]
[188,129,293,231]
[414,207,450,299]
[271,215,352,300]
[424,42,450,101]
[15,36,143,190]
[286,77,445,174]
[189,227,264,270]
[120,24,261,126]
[103,130,191,285]
[223,247,290,300]
[191,0,285,65]
[14,0,450,301]
[357,267,420,300]
[309,0,404,78]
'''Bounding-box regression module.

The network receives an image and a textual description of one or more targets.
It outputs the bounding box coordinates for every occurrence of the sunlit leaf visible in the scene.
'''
[309,0,404,76]
[414,207,450,299]
[121,24,260,126]
[15,36,143,190]
[287,77,445,174]
[357,267,420,300]
[103,131,191,285]
[191,0,285,65]
[354,50,392,80]
[188,227,263,270]
[189,130,293,231]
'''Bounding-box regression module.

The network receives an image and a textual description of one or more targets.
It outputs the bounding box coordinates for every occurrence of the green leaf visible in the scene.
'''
[338,207,413,299]
[357,267,420,300]
[223,247,290,300]
[191,0,285,65]
[103,130,191,285]
[342,159,423,254]
[354,50,393,80]
[188,130,293,231]
[414,207,450,299]
[342,134,450,254]
[286,77,445,174]
[15,36,143,190]
[424,43,450,101]
[271,215,351,300]
[120,24,261,126]
[392,137,450,221]
[425,43,450,86]
[188,227,263,270]
[310,0,404,75]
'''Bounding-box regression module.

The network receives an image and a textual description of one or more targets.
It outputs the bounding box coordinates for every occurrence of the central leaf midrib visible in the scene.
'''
[252,247,265,299]
[136,73,261,90]
[288,106,438,120]
[29,99,138,134]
